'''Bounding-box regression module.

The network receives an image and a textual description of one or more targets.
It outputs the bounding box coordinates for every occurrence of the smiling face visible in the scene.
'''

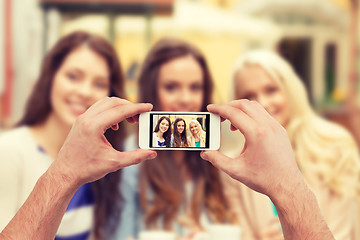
[235,65,290,127]
[176,120,185,134]
[190,122,199,136]
[157,55,204,112]
[159,119,170,133]
[50,45,110,127]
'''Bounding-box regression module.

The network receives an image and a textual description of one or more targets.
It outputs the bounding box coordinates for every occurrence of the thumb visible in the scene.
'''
[201,150,232,171]
[116,149,157,168]
[201,150,246,182]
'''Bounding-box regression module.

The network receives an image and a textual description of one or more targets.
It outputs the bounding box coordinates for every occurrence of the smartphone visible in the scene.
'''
[139,111,220,150]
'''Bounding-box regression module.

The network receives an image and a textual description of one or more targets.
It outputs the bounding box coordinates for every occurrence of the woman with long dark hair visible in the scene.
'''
[0,31,125,239]
[171,118,189,148]
[116,38,233,240]
[153,116,171,147]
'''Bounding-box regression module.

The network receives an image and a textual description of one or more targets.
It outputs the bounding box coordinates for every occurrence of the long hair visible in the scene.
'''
[189,119,206,146]
[233,50,360,198]
[138,38,232,229]
[17,31,125,238]
[154,116,172,147]
[173,118,189,147]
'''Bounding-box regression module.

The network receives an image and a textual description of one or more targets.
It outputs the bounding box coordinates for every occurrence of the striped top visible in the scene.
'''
[0,127,94,239]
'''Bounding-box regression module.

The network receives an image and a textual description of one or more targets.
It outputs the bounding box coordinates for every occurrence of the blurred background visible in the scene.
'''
[1,0,359,145]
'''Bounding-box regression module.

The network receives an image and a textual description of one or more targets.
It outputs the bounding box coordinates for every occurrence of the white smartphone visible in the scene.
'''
[139,111,220,150]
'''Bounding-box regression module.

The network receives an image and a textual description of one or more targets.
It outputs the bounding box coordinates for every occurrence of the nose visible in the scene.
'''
[179,88,192,106]
[77,80,93,98]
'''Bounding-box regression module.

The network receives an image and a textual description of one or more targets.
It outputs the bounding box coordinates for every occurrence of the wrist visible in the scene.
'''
[43,164,80,196]
[269,171,313,214]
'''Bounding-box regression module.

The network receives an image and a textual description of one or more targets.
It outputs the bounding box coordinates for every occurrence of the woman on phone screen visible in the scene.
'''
[171,118,189,148]
[188,119,206,148]
[153,116,171,147]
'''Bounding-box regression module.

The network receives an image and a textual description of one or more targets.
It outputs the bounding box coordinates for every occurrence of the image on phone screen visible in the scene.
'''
[150,113,210,149]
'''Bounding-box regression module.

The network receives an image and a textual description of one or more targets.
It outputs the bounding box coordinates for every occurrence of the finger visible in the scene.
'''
[227,100,270,124]
[94,103,152,131]
[111,124,119,130]
[126,116,137,124]
[241,142,247,154]
[127,114,140,123]
[113,149,157,168]
[85,97,132,118]
[207,104,255,136]
[201,151,244,180]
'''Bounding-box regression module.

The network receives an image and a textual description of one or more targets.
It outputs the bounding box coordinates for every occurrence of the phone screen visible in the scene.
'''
[150,113,210,149]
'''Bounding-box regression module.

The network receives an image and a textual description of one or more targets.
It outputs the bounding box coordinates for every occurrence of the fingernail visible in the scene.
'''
[149,152,157,159]
[200,151,208,160]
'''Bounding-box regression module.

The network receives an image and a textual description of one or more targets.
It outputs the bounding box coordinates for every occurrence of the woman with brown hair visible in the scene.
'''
[116,38,233,240]
[171,118,189,148]
[153,116,171,147]
[0,31,125,239]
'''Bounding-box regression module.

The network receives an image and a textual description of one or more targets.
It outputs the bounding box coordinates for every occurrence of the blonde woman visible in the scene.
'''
[223,50,360,240]
[188,119,206,148]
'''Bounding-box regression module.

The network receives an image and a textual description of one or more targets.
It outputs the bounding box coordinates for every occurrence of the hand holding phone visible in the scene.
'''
[139,111,220,150]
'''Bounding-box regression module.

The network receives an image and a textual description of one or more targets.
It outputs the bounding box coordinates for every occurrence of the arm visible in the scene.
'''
[271,176,331,239]
[0,97,156,240]
[0,166,76,240]
[201,100,334,240]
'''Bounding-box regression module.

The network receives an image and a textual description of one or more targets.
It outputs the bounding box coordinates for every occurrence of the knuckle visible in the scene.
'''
[102,96,111,103]
[234,99,250,110]
[79,118,94,134]
[251,100,263,109]
[110,96,121,104]
[255,127,268,138]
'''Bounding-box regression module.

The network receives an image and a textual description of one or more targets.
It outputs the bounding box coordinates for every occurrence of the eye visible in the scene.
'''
[190,83,203,92]
[67,72,79,81]
[242,93,255,101]
[94,81,109,89]
[266,86,278,94]
[163,83,178,92]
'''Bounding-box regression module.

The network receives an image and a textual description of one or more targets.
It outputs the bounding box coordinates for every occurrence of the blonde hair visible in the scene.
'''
[189,119,206,143]
[233,50,360,198]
